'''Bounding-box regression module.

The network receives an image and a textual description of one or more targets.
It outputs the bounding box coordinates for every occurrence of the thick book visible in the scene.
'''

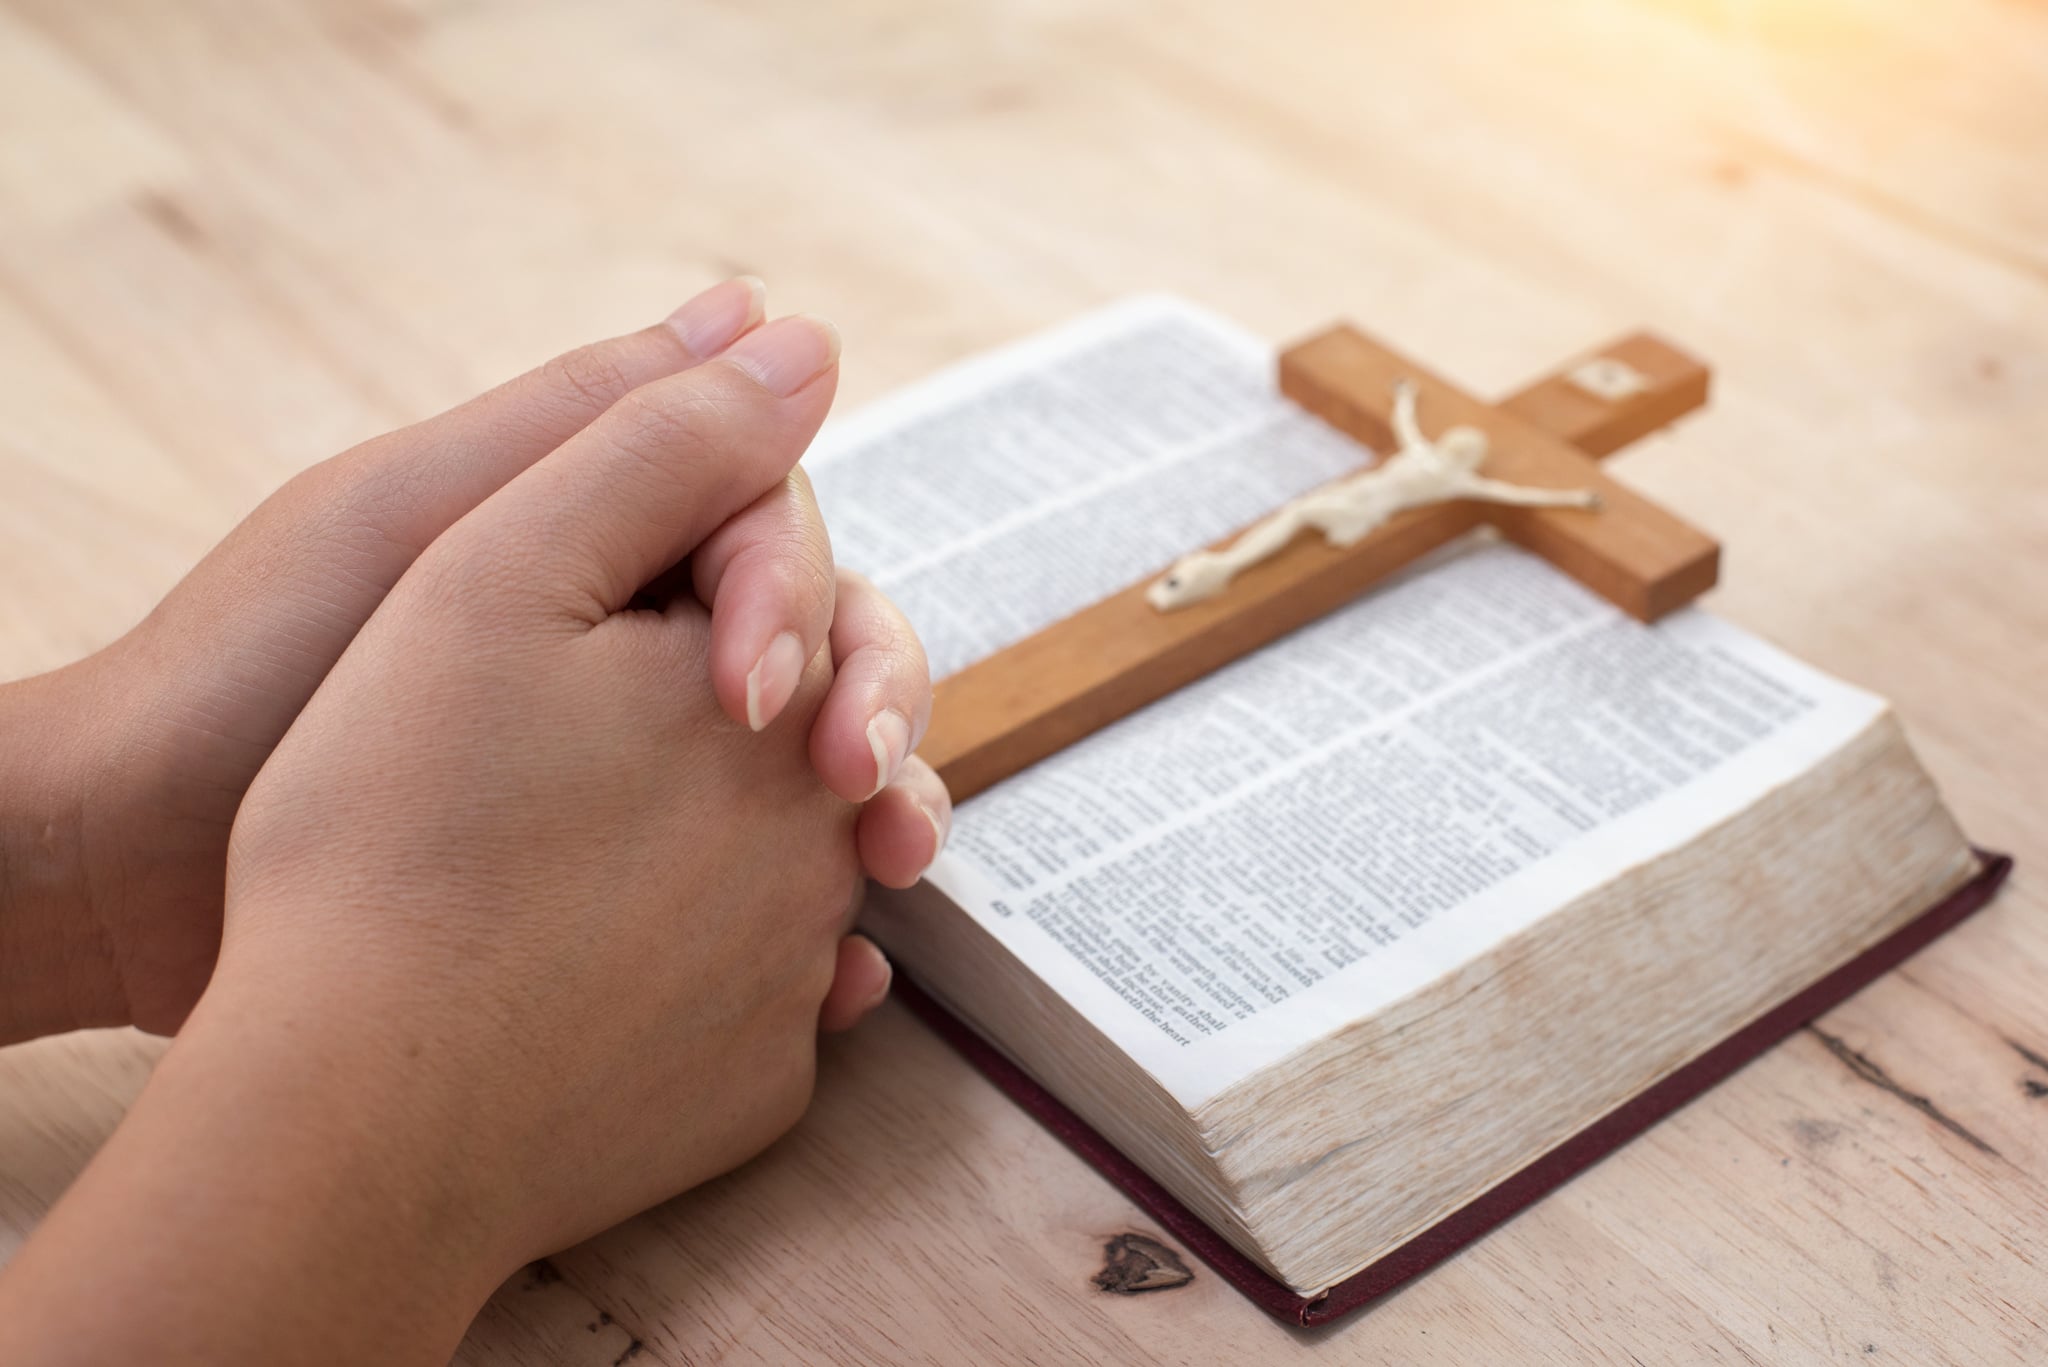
[806,298,2005,1325]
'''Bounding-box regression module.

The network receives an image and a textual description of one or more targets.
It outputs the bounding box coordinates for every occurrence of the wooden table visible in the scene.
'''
[2,1,2043,1360]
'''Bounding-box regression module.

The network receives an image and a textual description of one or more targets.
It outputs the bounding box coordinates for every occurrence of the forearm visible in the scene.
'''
[0,670,117,1044]
[0,963,515,1365]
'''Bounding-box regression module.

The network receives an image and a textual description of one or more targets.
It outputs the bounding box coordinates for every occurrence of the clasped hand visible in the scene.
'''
[0,279,949,1362]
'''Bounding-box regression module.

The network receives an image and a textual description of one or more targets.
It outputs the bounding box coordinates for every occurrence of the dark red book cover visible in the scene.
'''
[892,850,2013,1328]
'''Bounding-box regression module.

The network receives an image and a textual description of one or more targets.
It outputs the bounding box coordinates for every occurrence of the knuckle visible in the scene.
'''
[870,615,929,677]
[539,343,637,414]
[398,518,582,633]
[396,543,511,626]
[617,373,726,436]
[606,381,734,473]
[253,454,427,586]
[837,570,929,670]
[747,539,836,614]
[623,613,715,708]
[335,447,445,546]
[899,623,932,678]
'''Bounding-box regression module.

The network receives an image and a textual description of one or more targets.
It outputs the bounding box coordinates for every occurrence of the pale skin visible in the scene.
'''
[0,279,950,1364]
[1147,380,1602,610]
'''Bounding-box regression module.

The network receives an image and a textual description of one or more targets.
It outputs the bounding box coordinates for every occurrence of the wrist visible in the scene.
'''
[0,960,520,1364]
[0,667,120,1043]
[183,966,526,1301]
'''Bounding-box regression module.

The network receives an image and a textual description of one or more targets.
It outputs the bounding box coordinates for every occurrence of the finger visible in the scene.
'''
[691,468,835,732]
[810,568,932,802]
[329,276,768,558]
[818,934,893,1034]
[120,281,770,771]
[856,755,951,890]
[454,315,841,619]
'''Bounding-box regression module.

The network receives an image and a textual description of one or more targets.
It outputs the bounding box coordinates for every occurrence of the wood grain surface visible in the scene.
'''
[1,1,2043,1362]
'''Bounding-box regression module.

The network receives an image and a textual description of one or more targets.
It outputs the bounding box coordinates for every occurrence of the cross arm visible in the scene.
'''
[920,326,1718,802]
[1496,332,1711,459]
[1280,326,1719,621]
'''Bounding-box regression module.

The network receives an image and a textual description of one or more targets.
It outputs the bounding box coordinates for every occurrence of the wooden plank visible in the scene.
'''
[922,326,1718,801]
[921,495,1487,801]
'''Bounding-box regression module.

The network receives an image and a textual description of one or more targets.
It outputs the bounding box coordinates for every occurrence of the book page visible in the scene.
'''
[809,297,1367,680]
[816,298,1886,1109]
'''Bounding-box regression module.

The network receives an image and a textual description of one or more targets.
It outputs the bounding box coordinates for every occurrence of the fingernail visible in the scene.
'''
[745,631,806,732]
[723,314,840,397]
[918,799,949,863]
[864,709,911,799]
[665,276,766,357]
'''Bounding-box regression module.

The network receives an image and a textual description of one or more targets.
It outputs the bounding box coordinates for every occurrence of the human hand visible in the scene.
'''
[213,309,883,1246]
[0,314,938,1365]
[0,279,947,1042]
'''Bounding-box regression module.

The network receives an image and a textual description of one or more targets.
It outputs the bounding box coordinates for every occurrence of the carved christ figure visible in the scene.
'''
[1146,380,1603,611]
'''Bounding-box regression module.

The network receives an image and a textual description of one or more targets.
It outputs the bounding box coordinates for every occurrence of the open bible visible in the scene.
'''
[807,299,2001,1324]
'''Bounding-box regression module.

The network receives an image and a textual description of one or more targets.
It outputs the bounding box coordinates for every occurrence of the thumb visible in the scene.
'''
[445,315,840,618]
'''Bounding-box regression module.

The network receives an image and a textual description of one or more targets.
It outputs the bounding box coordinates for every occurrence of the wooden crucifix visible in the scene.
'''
[917,325,1721,802]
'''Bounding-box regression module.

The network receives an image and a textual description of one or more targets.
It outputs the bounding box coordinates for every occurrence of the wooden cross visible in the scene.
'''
[918,325,1720,802]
